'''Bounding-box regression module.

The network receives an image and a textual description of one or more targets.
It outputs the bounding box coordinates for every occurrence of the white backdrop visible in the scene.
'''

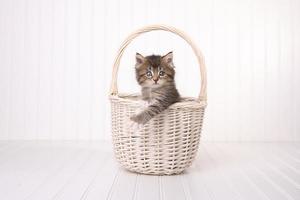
[0,0,299,141]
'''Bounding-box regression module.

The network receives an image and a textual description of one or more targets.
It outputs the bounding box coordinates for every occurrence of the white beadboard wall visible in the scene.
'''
[0,0,299,141]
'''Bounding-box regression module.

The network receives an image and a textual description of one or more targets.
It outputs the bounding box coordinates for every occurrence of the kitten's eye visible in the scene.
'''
[146,71,152,77]
[159,71,165,76]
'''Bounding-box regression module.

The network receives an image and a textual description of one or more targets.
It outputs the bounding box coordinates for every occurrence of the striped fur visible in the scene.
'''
[130,52,180,125]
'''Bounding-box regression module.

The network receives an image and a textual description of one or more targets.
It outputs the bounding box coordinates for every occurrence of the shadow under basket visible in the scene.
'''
[109,25,208,175]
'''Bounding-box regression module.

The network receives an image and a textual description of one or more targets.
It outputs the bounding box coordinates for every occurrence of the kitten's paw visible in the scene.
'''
[128,120,143,132]
[137,100,149,108]
[129,115,144,132]
[143,101,150,107]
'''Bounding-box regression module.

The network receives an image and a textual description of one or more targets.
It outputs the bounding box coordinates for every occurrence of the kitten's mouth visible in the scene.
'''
[151,83,162,88]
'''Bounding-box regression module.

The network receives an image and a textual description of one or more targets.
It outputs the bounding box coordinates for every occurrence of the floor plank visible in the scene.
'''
[215,143,298,200]
[162,175,187,200]
[53,153,110,200]
[134,175,161,200]
[202,143,269,200]
[0,143,77,199]
[0,141,298,200]
[192,144,242,200]
[25,145,94,200]
[108,169,137,200]
[82,156,119,200]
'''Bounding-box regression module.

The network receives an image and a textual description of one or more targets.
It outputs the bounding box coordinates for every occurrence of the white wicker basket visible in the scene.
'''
[109,25,207,175]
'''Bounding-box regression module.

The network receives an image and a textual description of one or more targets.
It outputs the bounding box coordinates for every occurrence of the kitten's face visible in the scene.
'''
[135,52,175,88]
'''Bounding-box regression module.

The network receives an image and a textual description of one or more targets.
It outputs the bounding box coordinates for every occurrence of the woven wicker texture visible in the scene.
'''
[109,25,207,175]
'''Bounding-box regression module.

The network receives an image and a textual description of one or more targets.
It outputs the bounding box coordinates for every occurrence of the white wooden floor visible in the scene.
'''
[0,141,299,200]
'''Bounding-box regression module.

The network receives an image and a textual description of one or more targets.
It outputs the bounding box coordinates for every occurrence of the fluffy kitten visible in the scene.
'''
[130,51,180,126]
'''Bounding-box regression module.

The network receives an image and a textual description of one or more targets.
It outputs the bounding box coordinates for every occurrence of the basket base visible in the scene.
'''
[120,164,187,176]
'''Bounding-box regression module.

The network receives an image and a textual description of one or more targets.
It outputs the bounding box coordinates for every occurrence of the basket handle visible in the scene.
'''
[110,24,207,102]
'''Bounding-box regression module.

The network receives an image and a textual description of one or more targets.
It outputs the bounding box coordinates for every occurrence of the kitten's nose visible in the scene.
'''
[153,78,158,83]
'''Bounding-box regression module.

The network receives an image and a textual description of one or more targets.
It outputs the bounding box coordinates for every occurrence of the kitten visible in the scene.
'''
[130,51,180,127]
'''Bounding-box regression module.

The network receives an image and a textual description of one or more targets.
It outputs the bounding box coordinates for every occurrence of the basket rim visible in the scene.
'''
[109,93,207,108]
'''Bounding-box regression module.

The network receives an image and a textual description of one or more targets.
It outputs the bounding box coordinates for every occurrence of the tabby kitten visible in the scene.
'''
[130,51,180,126]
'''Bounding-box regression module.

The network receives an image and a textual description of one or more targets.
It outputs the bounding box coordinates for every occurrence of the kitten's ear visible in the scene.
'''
[162,51,174,67]
[136,53,145,66]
